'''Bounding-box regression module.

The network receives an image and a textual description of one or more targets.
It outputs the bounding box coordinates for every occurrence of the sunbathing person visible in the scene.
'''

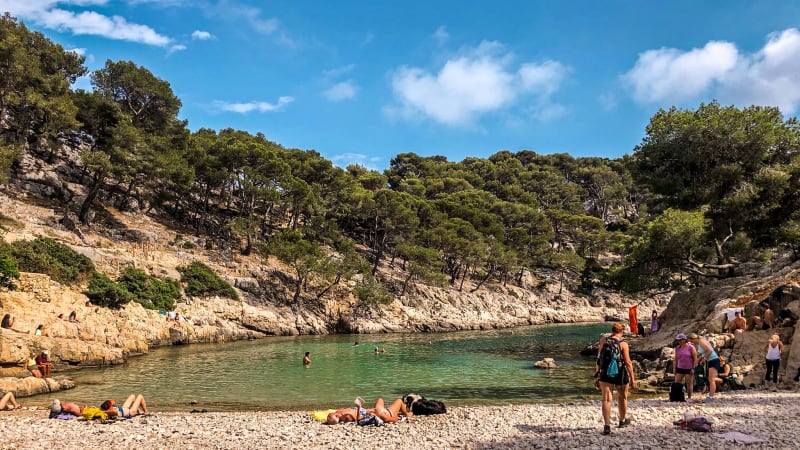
[326,397,412,424]
[100,394,148,419]
[1,392,20,410]
[50,399,83,416]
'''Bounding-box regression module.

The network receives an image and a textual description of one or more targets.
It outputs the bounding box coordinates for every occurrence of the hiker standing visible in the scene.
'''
[596,322,636,435]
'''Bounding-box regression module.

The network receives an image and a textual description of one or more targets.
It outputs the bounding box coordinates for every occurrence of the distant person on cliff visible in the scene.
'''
[763,333,783,390]
[673,333,698,400]
[303,352,311,366]
[649,310,659,334]
[0,392,20,411]
[760,301,775,329]
[1,314,15,330]
[596,322,635,435]
[726,311,746,334]
[33,324,44,336]
[687,333,720,402]
[68,311,79,323]
[100,394,149,419]
[35,350,52,378]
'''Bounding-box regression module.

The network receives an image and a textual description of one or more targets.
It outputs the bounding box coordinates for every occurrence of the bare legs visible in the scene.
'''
[600,382,629,430]
[372,398,412,422]
[0,392,20,410]
[122,394,147,416]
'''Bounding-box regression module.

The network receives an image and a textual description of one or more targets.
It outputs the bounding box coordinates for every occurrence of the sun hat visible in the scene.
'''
[686,332,699,339]
[42,350,49,356]
[675,333,687,340]
[50,399,61,413]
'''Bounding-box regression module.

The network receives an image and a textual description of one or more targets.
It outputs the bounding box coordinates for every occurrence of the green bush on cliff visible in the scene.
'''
[11,238,95,285]
[177,261,238,300]
[118,266,181,310]
[85,272,134,308]
[0,256,20,289]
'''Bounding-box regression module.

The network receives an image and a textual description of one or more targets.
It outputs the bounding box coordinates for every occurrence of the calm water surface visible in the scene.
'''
[40,323,612,411]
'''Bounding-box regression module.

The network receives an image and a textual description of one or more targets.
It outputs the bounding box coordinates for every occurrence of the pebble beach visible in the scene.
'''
[1,390,797,449]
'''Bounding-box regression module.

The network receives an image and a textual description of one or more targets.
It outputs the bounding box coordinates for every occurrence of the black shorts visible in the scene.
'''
[675,367,692,375]
[599,369,630,386]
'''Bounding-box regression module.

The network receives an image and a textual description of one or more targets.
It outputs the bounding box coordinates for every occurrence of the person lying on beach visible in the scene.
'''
[50,399,83,417]
[326,397,412,424]
[1,392,20,411]
[100,394,148,419]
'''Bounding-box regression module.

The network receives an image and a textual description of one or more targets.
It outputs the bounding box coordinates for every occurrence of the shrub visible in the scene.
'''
[117,266,181,311]
[177,261,238,300]
[85,272,134,308]
[0,256,19,289]
[11,238,94,284]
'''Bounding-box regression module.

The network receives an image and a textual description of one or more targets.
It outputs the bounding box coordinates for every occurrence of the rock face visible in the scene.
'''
[631,257,800,390]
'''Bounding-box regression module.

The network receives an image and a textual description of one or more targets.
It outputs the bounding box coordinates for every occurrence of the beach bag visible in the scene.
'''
[669,382,685,402]
[694,365,708,392]
[599,337,622,377]
[728,375,747,390]
[677,417,712,432]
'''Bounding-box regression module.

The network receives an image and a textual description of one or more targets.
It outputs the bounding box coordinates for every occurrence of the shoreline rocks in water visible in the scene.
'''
[1,390,797,449]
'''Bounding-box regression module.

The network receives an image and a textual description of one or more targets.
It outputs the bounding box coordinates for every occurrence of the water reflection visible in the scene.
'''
[39,323,610,411]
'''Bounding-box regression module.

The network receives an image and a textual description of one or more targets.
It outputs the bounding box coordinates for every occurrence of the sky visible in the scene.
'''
[4,1,800,171]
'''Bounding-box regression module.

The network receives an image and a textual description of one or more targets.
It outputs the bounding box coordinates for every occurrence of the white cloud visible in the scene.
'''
[623,41,738,103]
[623,28,800,113]
[5,0,172,47]
[322,64,356,79]
[191,30,214,40]
[324,81,357,102]
[388,41,569,126]
[213,96,294,113]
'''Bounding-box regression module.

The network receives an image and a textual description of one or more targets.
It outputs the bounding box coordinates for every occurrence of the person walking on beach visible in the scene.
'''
[673,333,698,399]
[763,333,783,390]
[596,322,635,435]
[687,333,720,402]
[303,352,311,366]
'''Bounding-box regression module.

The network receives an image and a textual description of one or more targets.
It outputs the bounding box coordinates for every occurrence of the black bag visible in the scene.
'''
[669,382,686,402]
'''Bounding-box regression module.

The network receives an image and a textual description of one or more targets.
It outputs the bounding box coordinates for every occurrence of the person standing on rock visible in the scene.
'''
[596,322,635,435]
[673,333,698,399]
[687,333,719,402]
[650,310,660,334]
[763,333,783,390]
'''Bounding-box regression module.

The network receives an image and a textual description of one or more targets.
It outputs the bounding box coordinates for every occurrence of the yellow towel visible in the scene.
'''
[310,409,337,422]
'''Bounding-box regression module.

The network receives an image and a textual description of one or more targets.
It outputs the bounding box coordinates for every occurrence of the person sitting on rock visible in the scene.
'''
[68,311,79,323]
[35,350,52,378]
[26,354,42,378]
[100,394,149,419]
[726,311,746,334]
[0,392,20,411]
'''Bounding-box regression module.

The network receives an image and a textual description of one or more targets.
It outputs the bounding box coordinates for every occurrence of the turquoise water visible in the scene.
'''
[39,323,611,411]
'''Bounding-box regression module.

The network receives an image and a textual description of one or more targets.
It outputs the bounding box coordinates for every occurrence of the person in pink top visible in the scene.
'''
[673,333,698,400]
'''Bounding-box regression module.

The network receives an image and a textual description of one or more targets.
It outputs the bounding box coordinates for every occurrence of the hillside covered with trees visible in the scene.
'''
[3,13,800,315]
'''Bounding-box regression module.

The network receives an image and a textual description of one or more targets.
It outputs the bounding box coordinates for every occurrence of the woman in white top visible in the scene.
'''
[763,333,783,389]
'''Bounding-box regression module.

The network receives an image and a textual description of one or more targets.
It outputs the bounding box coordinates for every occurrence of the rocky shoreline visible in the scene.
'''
[1,389,797,449]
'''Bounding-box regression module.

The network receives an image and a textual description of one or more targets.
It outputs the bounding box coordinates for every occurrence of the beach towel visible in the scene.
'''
[310,409,336,422]
[80,407,108,421]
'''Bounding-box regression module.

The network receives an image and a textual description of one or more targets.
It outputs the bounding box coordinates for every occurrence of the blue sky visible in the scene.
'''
[5,1,800,171]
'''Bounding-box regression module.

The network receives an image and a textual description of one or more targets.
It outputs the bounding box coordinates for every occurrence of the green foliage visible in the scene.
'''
[353,275,393,306]
[117,266,181,310]
[11,238,95,285]
[0,256,20,289]
[85,272,134,308]
[177,261,238,300]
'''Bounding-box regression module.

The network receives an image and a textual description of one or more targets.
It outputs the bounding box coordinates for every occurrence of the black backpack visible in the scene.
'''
[598,337,622,377]
[669,382,686,402]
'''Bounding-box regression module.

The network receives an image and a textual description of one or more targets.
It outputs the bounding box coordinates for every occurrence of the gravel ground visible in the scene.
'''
[1,390,797,449]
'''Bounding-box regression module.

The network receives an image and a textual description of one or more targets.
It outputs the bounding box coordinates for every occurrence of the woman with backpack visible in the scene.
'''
[595,322,635,436]
[673,333,698,400]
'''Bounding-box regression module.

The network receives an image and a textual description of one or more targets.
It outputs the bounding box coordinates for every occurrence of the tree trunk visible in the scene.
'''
[78,173,105,224]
